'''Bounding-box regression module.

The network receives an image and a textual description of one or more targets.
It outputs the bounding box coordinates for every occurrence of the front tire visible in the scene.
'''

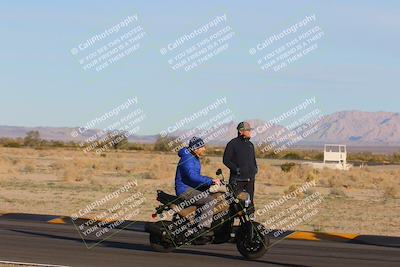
[236,222,269,260]
[149,233,175,253]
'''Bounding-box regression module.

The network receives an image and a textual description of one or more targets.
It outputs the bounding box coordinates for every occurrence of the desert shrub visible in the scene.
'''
[0,138,18,147]
[305,170,319,182]
[127,143,145,150]
[3,141,21,148]
[314,153,324,161]
[153,136,177,152]
[24,131,41,147]
[282,152,301,160]
[329,187,346,197]
[50,141,65,147]
[281,162,296,172]
[206,147,224,156]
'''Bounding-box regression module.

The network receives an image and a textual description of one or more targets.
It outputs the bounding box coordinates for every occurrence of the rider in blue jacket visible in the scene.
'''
[174,137,220,237]
[175,146,212,196]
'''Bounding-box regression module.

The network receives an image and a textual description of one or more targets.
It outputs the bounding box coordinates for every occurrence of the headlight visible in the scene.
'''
[237,192,251,208]
[244,193,251,208]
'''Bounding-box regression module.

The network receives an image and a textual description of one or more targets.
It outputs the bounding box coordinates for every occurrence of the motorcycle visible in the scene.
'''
[145,169,269,260]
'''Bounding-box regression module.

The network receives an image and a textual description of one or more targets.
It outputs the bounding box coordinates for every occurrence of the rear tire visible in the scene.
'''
[149,233,175,253]
[236,222,269,260]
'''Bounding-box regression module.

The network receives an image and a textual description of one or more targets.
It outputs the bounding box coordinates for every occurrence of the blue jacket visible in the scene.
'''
[175,147,213,196]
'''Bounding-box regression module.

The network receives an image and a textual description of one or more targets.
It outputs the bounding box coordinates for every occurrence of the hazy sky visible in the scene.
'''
[1,1,399,134]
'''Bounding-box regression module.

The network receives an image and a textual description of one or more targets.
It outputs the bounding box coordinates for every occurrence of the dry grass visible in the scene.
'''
[0,147,399,236]
[329,187,347,197]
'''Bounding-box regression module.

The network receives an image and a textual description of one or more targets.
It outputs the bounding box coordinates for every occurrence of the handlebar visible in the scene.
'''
[215,168,225,181]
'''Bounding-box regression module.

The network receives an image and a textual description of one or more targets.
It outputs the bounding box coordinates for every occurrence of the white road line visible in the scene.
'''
[0,260,70,267]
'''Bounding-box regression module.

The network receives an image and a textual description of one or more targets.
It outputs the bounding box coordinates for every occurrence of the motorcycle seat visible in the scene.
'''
[157,191,197,218]
[171,204,197,218]
[157,190,184,205]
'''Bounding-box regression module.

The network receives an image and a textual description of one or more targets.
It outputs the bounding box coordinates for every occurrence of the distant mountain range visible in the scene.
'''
[300,110,400,146]
[1,110,400,147]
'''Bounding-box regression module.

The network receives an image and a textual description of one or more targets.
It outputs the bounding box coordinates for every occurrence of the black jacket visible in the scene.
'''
[223,136,258,182]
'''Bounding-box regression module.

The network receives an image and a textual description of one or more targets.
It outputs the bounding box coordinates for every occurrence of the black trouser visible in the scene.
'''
[230,179,255,213]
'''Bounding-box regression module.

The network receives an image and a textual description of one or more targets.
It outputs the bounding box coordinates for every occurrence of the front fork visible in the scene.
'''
[238,208,256,240]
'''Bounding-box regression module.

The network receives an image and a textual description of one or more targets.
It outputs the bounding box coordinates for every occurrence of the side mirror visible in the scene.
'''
[216,169,222,176]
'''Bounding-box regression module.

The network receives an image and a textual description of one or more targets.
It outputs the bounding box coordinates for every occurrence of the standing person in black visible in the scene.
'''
[223,121,258,213]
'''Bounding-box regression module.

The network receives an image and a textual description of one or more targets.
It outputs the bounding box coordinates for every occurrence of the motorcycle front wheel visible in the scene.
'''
[236,222,269,260]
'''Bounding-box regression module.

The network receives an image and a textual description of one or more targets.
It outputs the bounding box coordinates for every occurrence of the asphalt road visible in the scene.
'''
[0,219,399,267]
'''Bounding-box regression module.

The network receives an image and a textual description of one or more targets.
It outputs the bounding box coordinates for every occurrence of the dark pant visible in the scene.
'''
[180,188,216,229]
[230,179,255,213]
